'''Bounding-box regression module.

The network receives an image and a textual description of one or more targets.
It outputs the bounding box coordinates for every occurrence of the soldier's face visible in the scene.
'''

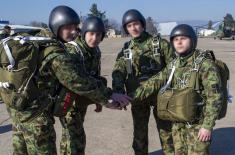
[173,36,191,54]
[126,21,144,38]
[85,32,102,48]
[58,24,77,42]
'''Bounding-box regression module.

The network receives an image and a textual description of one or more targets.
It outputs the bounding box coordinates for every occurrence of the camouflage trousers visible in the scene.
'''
[7,108,57,155]
[59,97,89,155]
[172,122,210,155]
[131,103,174,155]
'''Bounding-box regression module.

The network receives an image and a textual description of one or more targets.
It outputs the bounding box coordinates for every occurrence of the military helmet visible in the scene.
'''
[122,9,146,34]
[170,24,197,50]
[49,5,80,37]
[81,16,105,41]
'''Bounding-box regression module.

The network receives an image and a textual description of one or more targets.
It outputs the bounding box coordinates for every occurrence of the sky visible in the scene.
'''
[0,0,235,25]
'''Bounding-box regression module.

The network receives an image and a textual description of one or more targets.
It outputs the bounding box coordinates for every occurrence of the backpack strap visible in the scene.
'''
[67,41,83,56]
[159,60,177,93]
[1,36,52,70]
[1,37,16,70]
[67,41,89,73]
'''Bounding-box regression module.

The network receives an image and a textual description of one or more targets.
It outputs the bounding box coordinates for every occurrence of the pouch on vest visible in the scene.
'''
[0,36,49,110]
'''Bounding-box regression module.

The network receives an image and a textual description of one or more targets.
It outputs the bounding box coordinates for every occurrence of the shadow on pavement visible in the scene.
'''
[0,124,12,134]
[148,150,163,155]
[149,127,235,155]
[210,127,235,155]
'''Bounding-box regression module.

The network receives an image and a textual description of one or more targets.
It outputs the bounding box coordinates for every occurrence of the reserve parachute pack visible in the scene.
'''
[157,50,231,122]
[0,31,76,117]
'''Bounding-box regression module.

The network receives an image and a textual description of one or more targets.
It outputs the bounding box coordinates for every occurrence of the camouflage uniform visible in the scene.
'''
[112,31,174,155]
[3,36,112,155]
[59,36,105,155]
[134,49,223,155]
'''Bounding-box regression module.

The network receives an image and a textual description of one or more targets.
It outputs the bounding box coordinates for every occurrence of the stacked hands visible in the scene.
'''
[105,93,133,110]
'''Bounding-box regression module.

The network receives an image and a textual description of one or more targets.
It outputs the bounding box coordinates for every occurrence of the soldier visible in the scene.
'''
[0,25,11,40]
[112,9,174,155]
[58,16,108,155]
[0,5,131,155]
[134,24,223,155]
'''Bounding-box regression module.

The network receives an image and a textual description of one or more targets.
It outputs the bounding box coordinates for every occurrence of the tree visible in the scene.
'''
[208,20,213,29]
[145,17,158,35]
[88,3,109,31]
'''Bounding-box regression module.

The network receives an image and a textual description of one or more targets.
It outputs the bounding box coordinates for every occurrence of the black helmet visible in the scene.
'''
[122,9,146,34]
[170,24,197,50]
[49,5,80,37]
[81,16,105,41]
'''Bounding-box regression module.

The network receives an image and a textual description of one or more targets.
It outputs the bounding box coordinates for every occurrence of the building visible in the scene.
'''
[198,29,216,37]
[198,21,222,37]
[157,22,178,36]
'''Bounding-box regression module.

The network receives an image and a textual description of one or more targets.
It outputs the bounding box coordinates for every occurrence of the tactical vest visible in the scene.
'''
[122,34,166,93]
[0,33,76,120]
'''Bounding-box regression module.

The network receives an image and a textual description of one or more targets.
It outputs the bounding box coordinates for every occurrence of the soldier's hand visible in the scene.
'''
[110,93,132,108]
[198,128,211,142]
[94,103,102,113]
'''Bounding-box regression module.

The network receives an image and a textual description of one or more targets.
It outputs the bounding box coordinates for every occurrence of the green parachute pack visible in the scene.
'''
[205,50,231,119]
[0,30,76,117]
[157,50,230,122]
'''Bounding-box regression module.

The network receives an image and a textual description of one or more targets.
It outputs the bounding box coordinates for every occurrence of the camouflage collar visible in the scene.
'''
[129,31,152,49]
[174,49,200,68]
[131,31,150,44]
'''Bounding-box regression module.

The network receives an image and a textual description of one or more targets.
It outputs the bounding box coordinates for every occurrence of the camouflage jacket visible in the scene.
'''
[65,36,101,78]
[134,49,223,130]
[14,39,111,122]
[112,31,173,95]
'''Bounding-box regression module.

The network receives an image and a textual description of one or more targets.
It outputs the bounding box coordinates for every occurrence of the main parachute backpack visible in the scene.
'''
[0,34,49,110]
[203,50,231,119]
[0,32,76,116]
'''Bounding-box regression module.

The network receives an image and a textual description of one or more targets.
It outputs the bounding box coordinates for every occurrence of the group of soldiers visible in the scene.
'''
[0,5,223,155]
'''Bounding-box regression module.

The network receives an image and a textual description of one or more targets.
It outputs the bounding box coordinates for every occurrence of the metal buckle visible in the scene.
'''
[123,48,132,59]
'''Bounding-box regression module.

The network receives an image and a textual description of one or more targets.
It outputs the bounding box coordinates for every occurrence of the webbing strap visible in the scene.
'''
[2,37,15,70]
[67,41,85,58]
[2,36,51,70]
[159,64,176,93]
[0,82,10,88]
